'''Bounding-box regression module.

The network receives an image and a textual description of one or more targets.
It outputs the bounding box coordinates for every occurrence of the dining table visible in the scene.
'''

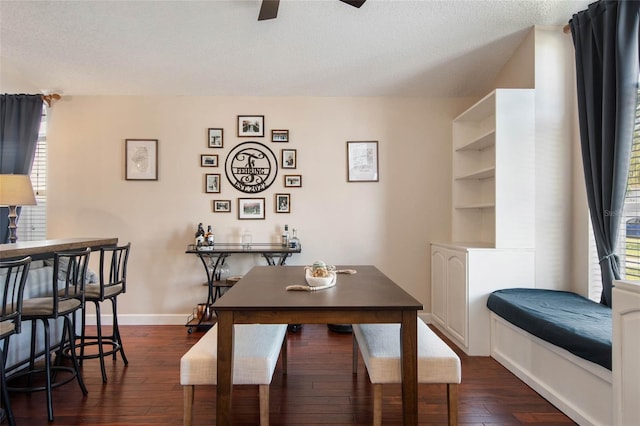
[212,265,423,425]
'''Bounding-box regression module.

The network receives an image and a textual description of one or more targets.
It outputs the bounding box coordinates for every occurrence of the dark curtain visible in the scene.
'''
[570,0,640,306]
[0,94,44,243]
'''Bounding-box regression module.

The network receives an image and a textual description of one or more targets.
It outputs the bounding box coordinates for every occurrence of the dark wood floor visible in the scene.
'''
[6,323,576,425]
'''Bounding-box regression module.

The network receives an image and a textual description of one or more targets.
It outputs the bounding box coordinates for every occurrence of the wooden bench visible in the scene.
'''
[352,319,461,425]
[180,323,287,426]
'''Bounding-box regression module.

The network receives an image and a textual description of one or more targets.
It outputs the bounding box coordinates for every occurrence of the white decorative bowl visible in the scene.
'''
[305,268,336,287]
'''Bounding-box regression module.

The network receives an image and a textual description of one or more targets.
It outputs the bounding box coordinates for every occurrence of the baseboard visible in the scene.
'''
[419,312,431,324]
[85,314,188,326]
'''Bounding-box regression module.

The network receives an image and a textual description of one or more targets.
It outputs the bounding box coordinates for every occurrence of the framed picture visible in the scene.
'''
[237,115,264,137]
[347,141,379,182]
[213,200,231,212]
[205,174,221,193]
[275,193,291,213]
[281,149,297,169]
[125,139,158,181]
[284,174,302,188]
[200,154,218,167]
[238,198,265,220]
[271,129,289,142]
[208,128,223,148]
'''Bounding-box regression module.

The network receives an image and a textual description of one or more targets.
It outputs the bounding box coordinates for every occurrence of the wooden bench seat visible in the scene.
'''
[180,323,287,426]
[352,319,461,425]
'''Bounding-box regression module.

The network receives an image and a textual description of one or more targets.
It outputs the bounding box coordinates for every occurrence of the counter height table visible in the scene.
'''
[0,237,118,261]
[212,265,423,425]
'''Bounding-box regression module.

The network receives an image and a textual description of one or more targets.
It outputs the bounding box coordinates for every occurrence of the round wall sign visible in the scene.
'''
[225,141,278,193]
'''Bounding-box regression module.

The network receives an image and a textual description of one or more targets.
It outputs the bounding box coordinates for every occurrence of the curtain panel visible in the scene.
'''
[0,94,43,243]
[570,0,640,306]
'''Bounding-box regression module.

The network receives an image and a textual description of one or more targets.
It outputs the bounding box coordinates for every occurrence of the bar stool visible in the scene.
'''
[9,248,90,422]
[0,256,31,426]
[76,243,130,383]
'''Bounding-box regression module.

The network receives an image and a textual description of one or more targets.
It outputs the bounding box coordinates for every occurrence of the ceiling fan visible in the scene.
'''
[258,0,367,21]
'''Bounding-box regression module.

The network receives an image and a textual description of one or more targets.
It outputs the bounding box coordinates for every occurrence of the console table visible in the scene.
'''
[184,243,301,332]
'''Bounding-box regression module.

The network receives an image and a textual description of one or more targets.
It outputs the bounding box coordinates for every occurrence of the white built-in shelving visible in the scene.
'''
[431,89,536,356]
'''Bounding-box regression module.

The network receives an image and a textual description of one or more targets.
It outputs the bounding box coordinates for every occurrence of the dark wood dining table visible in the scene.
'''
[212,265,423,425]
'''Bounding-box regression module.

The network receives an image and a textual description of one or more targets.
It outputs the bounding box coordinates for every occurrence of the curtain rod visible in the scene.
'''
[563,23,571,34]
[41,93,61,107]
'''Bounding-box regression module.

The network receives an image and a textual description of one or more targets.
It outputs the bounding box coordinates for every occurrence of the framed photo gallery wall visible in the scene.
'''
[201,115,302,217]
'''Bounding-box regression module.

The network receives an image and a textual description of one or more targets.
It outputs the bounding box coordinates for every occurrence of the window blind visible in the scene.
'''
[588,86,640,300]
[16,107,47,241]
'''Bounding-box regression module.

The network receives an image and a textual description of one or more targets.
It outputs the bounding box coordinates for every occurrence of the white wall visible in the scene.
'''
[44,95,469,324]
[533,26,577,291]
[492,26,580,292]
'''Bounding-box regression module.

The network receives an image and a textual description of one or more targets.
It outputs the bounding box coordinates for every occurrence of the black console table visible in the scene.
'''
[184,243,301,332]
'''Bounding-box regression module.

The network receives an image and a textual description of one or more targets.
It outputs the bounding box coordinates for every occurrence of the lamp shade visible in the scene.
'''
[0,174,37,206]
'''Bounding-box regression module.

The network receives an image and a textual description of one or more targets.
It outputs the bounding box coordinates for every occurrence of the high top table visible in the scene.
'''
[0,237,118,260]
[212,265,423,425]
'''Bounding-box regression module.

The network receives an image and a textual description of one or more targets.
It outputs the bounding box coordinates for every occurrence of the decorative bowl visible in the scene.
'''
[305,268,336,287]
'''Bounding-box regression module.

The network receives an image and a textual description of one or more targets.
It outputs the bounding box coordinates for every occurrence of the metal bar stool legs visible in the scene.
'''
[74,243,130,383]
[15,312,88,422]
[1,342,15,426]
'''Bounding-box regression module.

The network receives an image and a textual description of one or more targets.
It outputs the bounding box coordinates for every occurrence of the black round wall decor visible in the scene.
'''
[225,141,278,193]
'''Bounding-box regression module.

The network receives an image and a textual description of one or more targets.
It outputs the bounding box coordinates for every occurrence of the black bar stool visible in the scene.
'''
[0,256,31,426]
[74,243,130,383]
[8,248,90,422]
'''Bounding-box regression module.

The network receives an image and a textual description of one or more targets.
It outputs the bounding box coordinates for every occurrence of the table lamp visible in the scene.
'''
[0,174,37,243]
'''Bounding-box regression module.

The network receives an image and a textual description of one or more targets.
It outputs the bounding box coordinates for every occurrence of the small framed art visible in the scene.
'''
[275,193,290,213]
[237,115,264,137]
[238,198,265,220]
[347,141,379,182]
[281,149,297,169]
[208,128,223,148]
[271,129,289,142]
[205,174,221,193]
[213,200,231,212]
[201,154,218,167]
[284,174,302,187]
[125,139,158,181]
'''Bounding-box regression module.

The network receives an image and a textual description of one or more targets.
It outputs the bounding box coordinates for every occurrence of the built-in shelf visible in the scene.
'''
[431,89,536,357]
[451,88,535,248]
[455,167,495,180]
[456,130,496,152]
[455,203,495,209]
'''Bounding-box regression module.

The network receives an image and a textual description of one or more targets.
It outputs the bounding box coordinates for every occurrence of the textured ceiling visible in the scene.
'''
[0,0,589,97]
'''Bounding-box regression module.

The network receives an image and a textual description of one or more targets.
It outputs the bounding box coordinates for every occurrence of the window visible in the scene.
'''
[589,85,640,300]
[16,107,47,241]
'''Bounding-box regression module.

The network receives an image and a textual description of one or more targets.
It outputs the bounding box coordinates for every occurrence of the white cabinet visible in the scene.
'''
[431,243,534,356]
[431,246,467,345]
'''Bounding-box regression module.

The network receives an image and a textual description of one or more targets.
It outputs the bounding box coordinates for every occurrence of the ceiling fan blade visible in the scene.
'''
[339,0,366,8]
[258,0,280,21]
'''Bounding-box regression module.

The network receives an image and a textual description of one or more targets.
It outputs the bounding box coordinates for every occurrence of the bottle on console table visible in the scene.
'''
[281,224,289,248]
[205,225,214,246]
[195,223,205,246]
[289,228,300,250]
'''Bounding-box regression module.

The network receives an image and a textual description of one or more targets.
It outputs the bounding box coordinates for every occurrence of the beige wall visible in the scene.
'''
[44,95,469,324]
[2,25,586,323]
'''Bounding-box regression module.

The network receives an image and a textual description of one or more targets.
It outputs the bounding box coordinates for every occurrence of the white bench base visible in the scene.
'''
[352,319,461,425]
[490,313,611,426]
[180,323,287,426]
